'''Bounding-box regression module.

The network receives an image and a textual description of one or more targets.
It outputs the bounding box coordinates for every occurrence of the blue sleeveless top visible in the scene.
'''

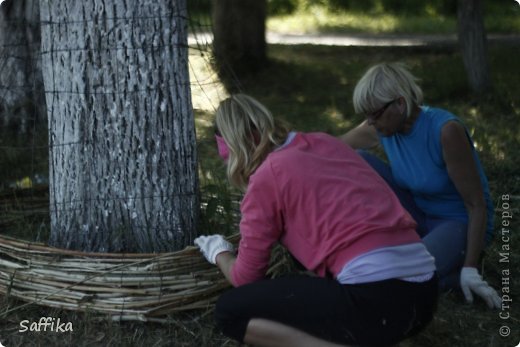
[380,106,494,240]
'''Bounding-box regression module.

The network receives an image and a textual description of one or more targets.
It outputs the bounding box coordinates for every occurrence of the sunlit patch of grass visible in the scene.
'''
[268,8,455,34]
[268,11,397,34]
[189,48,231,190]
[188,48,228,113]
[267,5,519,35]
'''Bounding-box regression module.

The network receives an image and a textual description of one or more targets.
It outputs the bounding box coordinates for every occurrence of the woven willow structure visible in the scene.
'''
[0,233,240,321]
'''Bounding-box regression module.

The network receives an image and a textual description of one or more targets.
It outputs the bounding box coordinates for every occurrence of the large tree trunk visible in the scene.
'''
[41,0,199,252]
[212,0,267,84]
[457,0,490,94]
[0,0,44,135]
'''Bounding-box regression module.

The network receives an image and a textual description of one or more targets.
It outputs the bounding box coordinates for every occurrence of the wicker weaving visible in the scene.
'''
[0,233,240,321]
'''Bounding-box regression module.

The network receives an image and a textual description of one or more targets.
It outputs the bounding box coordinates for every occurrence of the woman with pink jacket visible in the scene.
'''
[194,94,437,347]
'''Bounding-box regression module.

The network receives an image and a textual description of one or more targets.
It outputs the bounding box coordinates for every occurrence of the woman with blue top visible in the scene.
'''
[340,62,501,309]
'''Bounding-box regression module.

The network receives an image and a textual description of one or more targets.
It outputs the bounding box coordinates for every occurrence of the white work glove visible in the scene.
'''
[194,235,234,264]
[460,267,501,309]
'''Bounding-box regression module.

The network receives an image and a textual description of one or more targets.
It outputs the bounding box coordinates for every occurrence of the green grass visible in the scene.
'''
[268,10,457,34]
[267,5,520,34]
[2,39,520,347]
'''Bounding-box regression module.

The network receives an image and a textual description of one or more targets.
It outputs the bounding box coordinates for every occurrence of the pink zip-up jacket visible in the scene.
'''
[230,132,421,287]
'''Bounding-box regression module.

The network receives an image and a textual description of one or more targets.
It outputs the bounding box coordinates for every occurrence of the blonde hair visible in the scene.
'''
[215,94,289,191]
[353,62,423,118]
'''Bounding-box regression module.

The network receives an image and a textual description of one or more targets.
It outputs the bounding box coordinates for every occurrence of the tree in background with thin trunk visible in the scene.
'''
[212,0,267,86]
[0,0,44,135]
[457,0,491,94]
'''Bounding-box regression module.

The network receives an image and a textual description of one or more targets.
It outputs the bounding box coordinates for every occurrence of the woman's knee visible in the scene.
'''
[423,219,467,279]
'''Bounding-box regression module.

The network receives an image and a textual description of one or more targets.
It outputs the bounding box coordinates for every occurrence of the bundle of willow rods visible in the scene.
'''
[0,233,240,321]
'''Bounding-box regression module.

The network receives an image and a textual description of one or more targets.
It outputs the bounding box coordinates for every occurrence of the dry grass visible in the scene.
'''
[1,301,237,347]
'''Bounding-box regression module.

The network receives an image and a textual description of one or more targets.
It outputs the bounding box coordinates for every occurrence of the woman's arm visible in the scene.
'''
[441,121,501,309]
[441,121,486,268]
[339,120,380,150]
[221,164,283,287]
[441,122,487,268]
[216,251,236,284]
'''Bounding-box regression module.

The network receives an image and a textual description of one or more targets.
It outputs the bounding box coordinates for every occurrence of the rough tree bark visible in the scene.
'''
[41,0,199,252]
[457,0,490,94]
[0,0,44,134]
[212,0,267,83]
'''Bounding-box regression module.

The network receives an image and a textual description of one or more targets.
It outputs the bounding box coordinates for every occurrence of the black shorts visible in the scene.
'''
[215,274,438,346]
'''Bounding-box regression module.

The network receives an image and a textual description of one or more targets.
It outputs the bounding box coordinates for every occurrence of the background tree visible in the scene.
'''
[457,0,490,94]
[212,0,267,85]
[0,0,44,136]
[41,0,199,252]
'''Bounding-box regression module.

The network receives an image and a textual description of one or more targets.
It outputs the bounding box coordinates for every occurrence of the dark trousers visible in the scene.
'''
[215,274,438,346]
